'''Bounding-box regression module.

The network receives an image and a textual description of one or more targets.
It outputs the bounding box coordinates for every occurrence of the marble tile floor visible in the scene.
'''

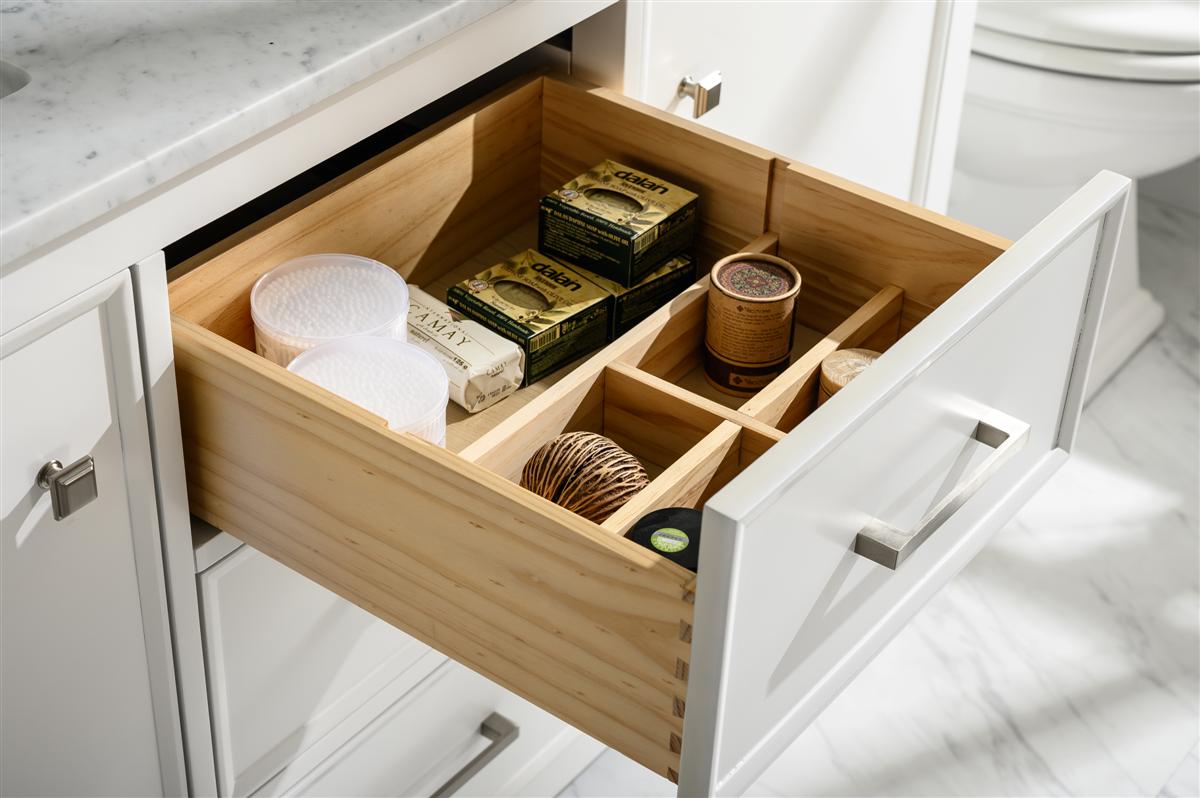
[560,195,1199,798]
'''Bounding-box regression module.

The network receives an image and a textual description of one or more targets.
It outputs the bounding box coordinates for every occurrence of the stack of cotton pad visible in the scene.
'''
[288,337,449,445]
[251,254,410,366]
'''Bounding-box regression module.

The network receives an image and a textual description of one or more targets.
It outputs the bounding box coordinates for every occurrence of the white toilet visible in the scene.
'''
[951,1,1200,395]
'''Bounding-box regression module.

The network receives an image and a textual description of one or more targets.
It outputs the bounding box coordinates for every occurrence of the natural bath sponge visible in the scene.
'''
[519,431,649,523]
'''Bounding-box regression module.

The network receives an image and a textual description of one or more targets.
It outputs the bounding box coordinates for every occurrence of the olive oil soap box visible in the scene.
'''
[538,160,698,288]
[447,250,609,386]
[583,253,696,339]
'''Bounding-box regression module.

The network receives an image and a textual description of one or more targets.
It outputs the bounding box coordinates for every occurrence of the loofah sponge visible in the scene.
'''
[520,431,649,523]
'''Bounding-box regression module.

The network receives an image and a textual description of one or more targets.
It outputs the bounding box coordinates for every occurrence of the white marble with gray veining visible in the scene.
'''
[1160,744,1200,798]
[0,0,510,265]
[561,194,1200,797]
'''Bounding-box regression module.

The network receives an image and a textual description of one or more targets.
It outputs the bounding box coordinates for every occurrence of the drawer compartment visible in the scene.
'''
[168,74,1126,791]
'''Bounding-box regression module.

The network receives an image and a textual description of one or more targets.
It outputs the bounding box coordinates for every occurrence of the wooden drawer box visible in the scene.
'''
[168,75,1127,795]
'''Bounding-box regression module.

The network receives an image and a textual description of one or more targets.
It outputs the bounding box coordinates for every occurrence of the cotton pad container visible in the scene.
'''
[251,254,410,366]
[288,337,449,445]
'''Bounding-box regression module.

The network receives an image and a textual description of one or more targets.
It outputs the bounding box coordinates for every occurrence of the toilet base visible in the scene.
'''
[1089,281,1164,399]
[950,172,1164,401]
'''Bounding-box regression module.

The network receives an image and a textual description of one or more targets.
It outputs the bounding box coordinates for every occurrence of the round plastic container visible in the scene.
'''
[251,254,410,366]
[288,337,449,445]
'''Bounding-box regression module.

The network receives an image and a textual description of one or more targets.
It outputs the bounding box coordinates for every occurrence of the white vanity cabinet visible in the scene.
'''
[0,271,185,796]
[574,0,977,211]
[0,5,1125,797]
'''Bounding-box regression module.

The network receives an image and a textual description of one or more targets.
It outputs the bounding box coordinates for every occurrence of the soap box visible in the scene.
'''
[538,159,698,288]
[446,250,610,386]
[406,287,524,413]
[582,253,697,339]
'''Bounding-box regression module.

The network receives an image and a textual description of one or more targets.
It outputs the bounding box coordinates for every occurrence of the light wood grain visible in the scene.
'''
[541,78,774,266]
[602,423,742,537]
[739,285,905,430]
[601,419,781,537]
[170,76,545,349]
[605,362,784,447]
[172,317,693,779]
[770,160,1009,334]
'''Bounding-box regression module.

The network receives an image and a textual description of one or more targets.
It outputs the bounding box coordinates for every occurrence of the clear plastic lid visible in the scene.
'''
[251,254,410,344]
[287,337,449,445]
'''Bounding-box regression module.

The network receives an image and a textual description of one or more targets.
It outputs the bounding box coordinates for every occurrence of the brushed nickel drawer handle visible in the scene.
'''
[678,70,722,118]
[37,455,98,521]
[855,408,1030,570]
[431,712,519,797]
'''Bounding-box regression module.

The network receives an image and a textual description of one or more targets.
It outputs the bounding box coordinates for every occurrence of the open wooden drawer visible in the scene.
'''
[168,74,1128,796]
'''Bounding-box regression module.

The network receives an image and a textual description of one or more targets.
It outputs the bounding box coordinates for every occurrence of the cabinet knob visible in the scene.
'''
[37,456,98,521]
[678,70,722,118]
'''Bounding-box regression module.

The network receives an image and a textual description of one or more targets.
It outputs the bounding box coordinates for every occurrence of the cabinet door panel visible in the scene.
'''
[1,272,181,796]
[636,0,938,200]
[199,544,443,796]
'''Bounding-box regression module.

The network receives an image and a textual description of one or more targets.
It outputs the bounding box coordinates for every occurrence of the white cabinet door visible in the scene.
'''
[1,272,184,796]
[680,173,1128,796]
[198,543,443,797]
[575,0,975,210]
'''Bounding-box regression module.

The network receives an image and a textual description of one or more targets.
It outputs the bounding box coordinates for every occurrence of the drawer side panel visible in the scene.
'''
[171,319,694,780]
[771,160,1010,334]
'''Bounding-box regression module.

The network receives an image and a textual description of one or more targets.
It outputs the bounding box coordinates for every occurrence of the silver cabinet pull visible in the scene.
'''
[855,409,1030,569]
[37,455,98,521]
[431,712,519,797]
[678,71,722,118]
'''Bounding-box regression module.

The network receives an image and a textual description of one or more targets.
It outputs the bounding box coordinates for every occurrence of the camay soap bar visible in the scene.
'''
[407,286,523,413]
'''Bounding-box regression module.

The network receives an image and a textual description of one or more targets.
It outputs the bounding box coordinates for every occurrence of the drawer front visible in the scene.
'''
[258,661,602,797]
[682,173,1129,795]
[199,544,444,796]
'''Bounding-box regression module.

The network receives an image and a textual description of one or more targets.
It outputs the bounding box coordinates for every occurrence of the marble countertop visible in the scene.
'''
[0,0,510,266]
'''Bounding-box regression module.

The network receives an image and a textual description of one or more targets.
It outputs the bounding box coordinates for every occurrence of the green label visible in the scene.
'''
[650,527,689,554]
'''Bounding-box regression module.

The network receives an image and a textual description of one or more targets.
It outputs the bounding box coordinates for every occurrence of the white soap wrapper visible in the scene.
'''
[406,287,524,413]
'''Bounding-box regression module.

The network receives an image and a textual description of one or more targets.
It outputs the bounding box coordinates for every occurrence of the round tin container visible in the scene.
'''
[628,507,703,572]
[818,348,880,405]
[704,252,802,396]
